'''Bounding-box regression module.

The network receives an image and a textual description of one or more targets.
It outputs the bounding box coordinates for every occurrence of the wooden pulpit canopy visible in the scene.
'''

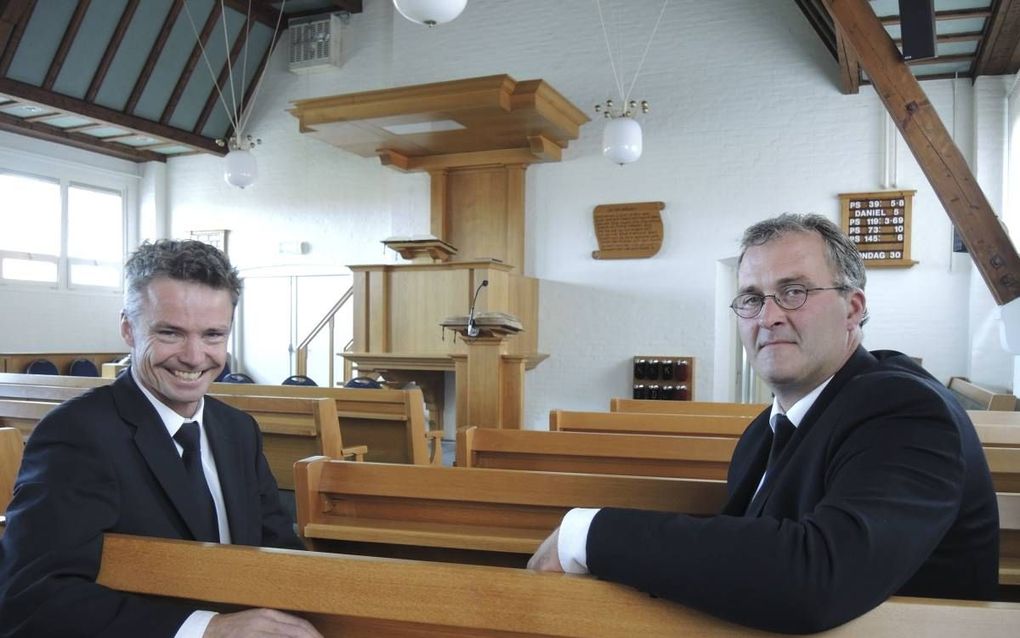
[288,75,590,171]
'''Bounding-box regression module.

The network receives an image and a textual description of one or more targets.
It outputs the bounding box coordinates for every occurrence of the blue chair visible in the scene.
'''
[281,375,317,386]
[24,359,59,375]
[68,358,100,377]
[215,358,233,382]
[344,376,383,389]
[221,373,255,384]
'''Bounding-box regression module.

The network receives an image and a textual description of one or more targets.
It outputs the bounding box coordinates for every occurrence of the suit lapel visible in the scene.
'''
[743,347,879,517]
[721,412,772,515]
[204,403,250,544]
[112,371,211,541]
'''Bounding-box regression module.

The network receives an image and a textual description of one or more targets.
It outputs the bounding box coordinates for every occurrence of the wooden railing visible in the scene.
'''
[295,285,354,387]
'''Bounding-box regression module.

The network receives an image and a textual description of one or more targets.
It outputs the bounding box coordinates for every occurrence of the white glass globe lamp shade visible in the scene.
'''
[393,0,467,26]
[224,149,257,189]
[602,116,643,165]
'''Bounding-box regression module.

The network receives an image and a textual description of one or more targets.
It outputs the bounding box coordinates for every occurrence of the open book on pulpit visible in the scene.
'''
[440,312,523,337]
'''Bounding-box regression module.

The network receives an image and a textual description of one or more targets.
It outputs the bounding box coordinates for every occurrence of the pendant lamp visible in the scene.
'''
[601,113,643,165]
[224,148,258,189]
[393,0,467,26]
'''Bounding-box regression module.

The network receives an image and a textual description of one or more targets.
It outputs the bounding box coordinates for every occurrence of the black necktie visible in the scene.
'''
[767,414,797,470]
[173,422,219,542]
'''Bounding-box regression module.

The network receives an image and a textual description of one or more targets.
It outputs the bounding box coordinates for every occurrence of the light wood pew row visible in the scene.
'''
[0,352,126,375]
[456,426,736,481]
[0,382,89,402]
[948,377,1017,411]
[0,393,365,491]
[1000,492,1020,589]
[0,427,24,514]
[550,409,751,437]
[294,459,728,566]
[211,382,440,465]
[208,395,367,490]
[94,534,1020,638]
[610,398,769,417]
[0,372,110,388]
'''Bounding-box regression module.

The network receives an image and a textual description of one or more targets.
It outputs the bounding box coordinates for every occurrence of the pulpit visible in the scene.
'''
[290,75,588,431]
[441,314,524,429]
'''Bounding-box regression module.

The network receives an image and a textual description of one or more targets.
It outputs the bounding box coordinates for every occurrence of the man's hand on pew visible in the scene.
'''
[205,608,323,637]
[527,528,565,573]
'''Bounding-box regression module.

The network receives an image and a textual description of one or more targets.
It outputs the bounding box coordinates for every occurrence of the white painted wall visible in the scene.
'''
[3,1,1016,426]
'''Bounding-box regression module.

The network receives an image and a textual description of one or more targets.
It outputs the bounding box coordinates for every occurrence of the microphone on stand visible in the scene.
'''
[466,279,489,337]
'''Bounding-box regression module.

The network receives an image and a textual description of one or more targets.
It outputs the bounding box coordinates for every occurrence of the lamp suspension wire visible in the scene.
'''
[595,0,669,107]
[183,0,289,142]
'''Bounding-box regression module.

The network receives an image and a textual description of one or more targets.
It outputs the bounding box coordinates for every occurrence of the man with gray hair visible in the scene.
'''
[0,240,321,637]
[529,213,998,633]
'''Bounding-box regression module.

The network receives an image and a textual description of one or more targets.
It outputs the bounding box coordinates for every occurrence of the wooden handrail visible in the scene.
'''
[295,285,353,386]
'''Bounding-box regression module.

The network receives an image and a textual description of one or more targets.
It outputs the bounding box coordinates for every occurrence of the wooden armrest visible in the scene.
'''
[340,445,368,462]
[426,429,444,466]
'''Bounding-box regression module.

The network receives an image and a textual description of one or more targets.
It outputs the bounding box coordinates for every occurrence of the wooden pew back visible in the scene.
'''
[550,409,750,437]
[1000,492,1020,588]
[294,459,727,563]
[948,377,1017,411]
[0,427,24,513]
[610,398,768,417]
[0,372,111,388]
[95,534,1020,638]
[457,426,736,480]
[212,382,437,465]
[0,399,57,439]
[0,352,126,375]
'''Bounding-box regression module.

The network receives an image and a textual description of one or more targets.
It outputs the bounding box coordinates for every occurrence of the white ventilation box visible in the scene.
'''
[288,14,342,73]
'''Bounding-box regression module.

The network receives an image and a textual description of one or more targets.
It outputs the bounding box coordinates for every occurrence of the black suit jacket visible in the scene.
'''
[586,348,999,634]
[0,371,302,637]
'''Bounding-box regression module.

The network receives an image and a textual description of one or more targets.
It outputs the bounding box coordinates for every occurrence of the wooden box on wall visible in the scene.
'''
[631,356,694,401]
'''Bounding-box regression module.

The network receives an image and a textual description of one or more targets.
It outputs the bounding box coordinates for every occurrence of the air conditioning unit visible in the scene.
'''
[288,14,342,73]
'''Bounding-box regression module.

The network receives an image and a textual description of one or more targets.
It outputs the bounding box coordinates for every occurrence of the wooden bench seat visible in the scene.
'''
[294,458,727,565]
[457,426,736,480]
[94,534,1020,638]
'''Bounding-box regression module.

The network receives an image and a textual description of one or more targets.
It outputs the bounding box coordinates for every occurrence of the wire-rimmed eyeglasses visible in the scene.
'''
[729,284,850,318]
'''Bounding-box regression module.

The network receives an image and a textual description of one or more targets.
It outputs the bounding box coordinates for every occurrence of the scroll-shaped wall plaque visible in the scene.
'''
[592,201,665,260]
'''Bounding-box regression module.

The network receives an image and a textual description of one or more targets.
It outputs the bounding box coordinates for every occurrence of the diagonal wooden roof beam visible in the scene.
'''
[161,2,222,124]
[877,7,992,25]
[823,0,1020,305]
[193,17,252,136]
[85,0,138,102]
[0,76,224,155]
[972,0,1020,77]
[220,0,282,27]
[43,0,90,91]
[125,0,182,115]
[0,0,34,76]
[834,24,861,95]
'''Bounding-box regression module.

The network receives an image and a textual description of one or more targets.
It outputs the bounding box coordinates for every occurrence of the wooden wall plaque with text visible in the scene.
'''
[839,190,916,268]
[592,201,664,260]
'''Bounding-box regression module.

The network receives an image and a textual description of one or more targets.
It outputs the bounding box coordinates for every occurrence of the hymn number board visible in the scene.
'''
[839,190,916,268]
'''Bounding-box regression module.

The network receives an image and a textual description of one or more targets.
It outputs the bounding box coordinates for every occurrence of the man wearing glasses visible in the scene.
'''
[528,213,998,633]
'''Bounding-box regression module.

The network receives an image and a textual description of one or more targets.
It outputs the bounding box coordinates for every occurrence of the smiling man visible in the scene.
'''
[528,214,999,633]
[0,240,321,638]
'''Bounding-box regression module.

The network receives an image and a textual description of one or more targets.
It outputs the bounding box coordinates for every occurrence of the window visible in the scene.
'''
[0,170,124,290]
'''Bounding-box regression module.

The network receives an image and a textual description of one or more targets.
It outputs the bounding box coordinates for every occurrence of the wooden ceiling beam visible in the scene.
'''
[906,53,974,66]
[161,2,222,124]
[193,17,252,136]
[125,0,183,115]
[0,0,34,76]
[823,0,1020,305]
[0,76,225,155]
[894,31,983,45]
[85,0,138,103]
[835,24,861,94]
[220,0,283,27]
[972,0,1020,76]
[43,0,91,91]
[0,111,164,163]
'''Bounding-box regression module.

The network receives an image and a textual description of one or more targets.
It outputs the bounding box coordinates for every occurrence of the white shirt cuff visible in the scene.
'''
[557,508,600,574]
[175,610,217,638]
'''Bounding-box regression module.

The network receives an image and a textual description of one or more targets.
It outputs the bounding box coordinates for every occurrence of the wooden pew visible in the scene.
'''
[212,382,440,465]
[0,427,24,514]
[0,372,109,388]
[611,398,768,417]
[948,377,1016,411]
[94,534,1020,638]
[293,459,727,566]
[0,399,57,440]
[0,352,126,375]
[210,395,367,490]
[551,409,751,437]
[457,426,736,480]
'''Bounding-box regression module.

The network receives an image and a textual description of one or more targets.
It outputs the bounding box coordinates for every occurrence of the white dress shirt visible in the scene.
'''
[555,378,833,574]
[130,368,226,637]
